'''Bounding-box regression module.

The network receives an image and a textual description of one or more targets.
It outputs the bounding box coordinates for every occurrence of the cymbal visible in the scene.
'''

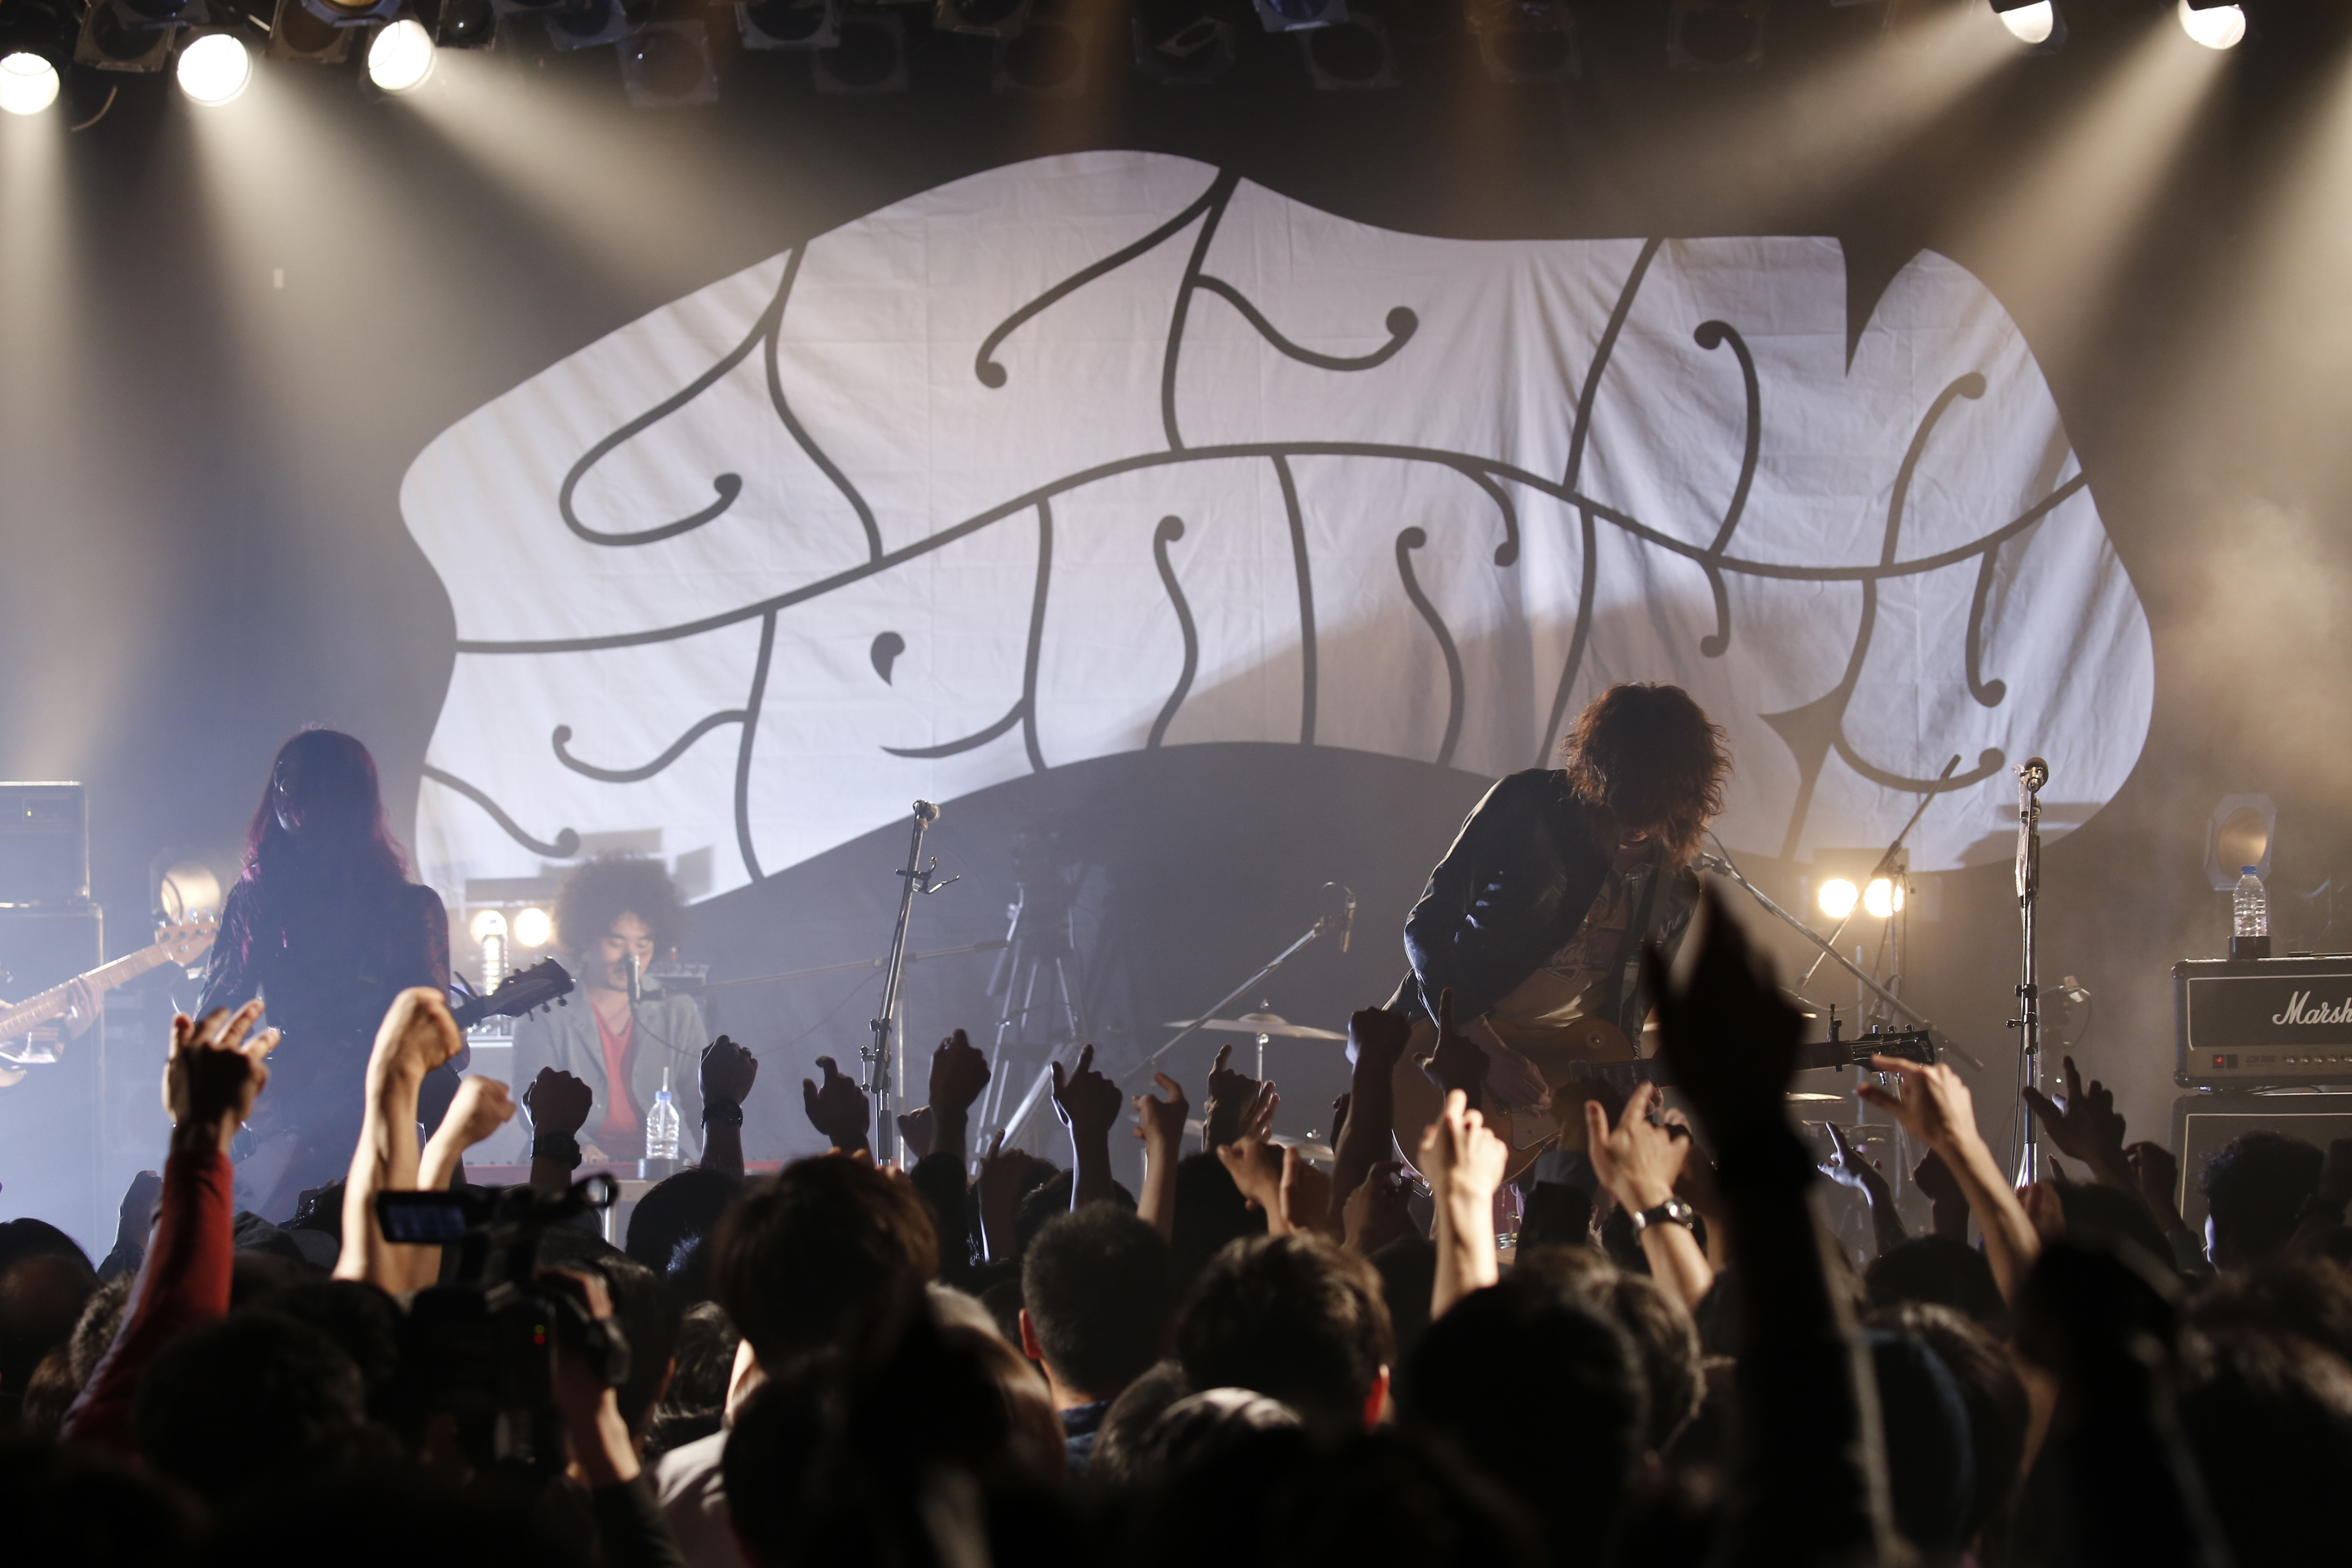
[1272,1134,1338,1162]
[1785,1091,1845,1102]
[1163,1011,1347,1041]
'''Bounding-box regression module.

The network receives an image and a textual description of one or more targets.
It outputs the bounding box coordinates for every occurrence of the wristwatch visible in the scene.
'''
[1628,1197,1699,1235]
[702,1096,745,1128]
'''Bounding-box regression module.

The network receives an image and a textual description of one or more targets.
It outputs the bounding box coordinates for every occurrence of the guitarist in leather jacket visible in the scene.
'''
[1386,683,1730,1178]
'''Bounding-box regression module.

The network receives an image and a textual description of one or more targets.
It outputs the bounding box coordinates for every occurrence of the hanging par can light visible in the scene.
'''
[176,30,252,102]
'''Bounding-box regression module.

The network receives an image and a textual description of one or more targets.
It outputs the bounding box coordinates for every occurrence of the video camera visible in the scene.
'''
[375,1176,632,1471]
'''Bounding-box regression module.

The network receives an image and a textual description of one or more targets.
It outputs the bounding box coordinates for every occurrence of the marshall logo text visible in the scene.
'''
[2271,990,2352,1026]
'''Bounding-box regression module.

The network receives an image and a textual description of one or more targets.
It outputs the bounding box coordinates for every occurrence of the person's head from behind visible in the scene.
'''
[2179,1324,2352,1568]
[1868,1302,2028,1554]
[1514,1246,1702,1453]
[133,1311,368,1507]
[249,729,404,874]
[1862,1328,1977,1563]
[626,1167,740,1278]
[588,1252,683,1439]
[1866,1235,2009,1331]
[714,1155,938,1370]
[2055,1179,2176,1273]
[555,856,689,994]
[2202,1132,2324,1271]
[1400,1274,1646,1553]
[1021,1204,1174,1407]
[1168,1151,1266,1288]
[1176,1234,1393,1434]
[1,1248,98,1410]
[1561,683,1729,864]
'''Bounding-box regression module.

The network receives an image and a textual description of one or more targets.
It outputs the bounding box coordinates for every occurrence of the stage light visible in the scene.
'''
[738,0,837,49]
[1130,0,1230,84]
[1862,877,1906,920]
[75,3,176,72]
[1668,0,1764,71]
[368,16,436,90]
[1300,17,1396,89]
[2176,1,2242,51]
[546,0,637,51]
[266,0,354,60]
[0,52,58,114]
[1818,878,1860,920]
[2206,794,2274,889]
[1469,0,1578,84]
[938,0,1029,39]
[176,30,251,102]
[1994,1,2054,45]
[303,0,403,24]
[1252,0,1342,32]
[994,16,1087,95]
[811,11,904,93]
[469,908,509,943]
[620,20,717,106]
[435,0,495,47]
[514,906,553,948]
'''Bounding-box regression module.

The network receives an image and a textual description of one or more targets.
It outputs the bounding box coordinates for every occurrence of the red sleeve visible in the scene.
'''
[61,1146,236,1451]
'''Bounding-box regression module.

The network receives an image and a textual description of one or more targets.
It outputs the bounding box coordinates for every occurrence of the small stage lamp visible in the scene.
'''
[176,30,251,102]
[0,51,60,114]
[1818,878,1860,920]
[367,16,436,90]
[513,907,554,948]
[2177,0,2243,51]
[1992,1,2054,44]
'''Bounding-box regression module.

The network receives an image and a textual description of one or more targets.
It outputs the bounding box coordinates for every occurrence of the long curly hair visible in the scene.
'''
[553,857,690,961]
[1560,684,1729,868]
[224,729,412,974]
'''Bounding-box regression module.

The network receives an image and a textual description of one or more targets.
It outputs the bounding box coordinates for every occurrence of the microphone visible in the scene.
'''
[914,799,940,825]
[625,952,642,1009]
[2018,757,2049,794]
[1326,883,1357,954]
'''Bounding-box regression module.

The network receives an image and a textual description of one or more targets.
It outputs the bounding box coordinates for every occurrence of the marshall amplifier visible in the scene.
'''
[2175,956,2352,1088]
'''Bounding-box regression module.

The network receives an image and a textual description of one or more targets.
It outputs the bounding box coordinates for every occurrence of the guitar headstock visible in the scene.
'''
[1850,1027,1936,1068]
[154,918,221,967]
[451,958,576,1030]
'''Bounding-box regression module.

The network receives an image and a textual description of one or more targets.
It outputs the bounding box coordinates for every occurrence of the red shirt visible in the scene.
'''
[595,1002,639,1149]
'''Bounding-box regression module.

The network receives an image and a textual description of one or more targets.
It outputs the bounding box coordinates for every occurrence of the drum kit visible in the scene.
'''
[1164,1010,1346,1161]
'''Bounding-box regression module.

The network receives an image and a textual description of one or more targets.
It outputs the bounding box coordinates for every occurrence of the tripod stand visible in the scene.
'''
[977,843,1088,1155]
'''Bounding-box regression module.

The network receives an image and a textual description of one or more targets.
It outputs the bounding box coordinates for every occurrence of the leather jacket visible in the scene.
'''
[1389,769,1701,1038]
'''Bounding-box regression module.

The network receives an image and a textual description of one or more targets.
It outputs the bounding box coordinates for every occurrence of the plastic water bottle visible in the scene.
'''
[2233,866,2270,960]
[645,1067,681,1162]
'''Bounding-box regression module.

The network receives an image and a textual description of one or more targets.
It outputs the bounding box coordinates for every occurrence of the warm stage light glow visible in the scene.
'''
[1997,3,2054,45]
[1862,877,1906,920]
[0,53,59,117]
[469,908,509,943]
[368,18,436,93]
[177,33,253,105]
[2177,2,2244,51]
[514,907,553,948]
[1818,878,1859,920]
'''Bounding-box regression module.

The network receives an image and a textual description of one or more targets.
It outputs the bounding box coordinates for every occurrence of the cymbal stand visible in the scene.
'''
[867,801,955,1163]
[1120,891,1354,1086]
[977,870,1087,1155]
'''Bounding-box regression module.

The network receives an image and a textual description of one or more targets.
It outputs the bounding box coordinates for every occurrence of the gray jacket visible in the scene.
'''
[512,988,708,1162]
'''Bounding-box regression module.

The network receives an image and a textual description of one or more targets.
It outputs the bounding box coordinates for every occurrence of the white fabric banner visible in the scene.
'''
[402,150,2151,897]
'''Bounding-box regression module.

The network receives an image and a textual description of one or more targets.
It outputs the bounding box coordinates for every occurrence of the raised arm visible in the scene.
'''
[1421,1088,1507,1321]
[336,987,465,1288]
[800,1055,872,1158]
[1859,1057,2041,1305]
[1051,1044,1124,1210]
[1587,1082,1714,1311]
[1132,1073,1189,1239]
[1330,1007,1411,1225]
[524,1067,594,1195]
[1825,1120,1909,1260]
[698,1035,759,1178]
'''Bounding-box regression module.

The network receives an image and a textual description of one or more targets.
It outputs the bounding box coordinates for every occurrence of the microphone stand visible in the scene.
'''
[1116,885,1356,1087]
[1697,839,1985,1072]
[2008,759,2048,1186]
[868,801,956,1161]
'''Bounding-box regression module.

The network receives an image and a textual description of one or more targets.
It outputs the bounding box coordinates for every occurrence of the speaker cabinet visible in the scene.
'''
[2170,1092,2352,1239]
[0,908,106,1250]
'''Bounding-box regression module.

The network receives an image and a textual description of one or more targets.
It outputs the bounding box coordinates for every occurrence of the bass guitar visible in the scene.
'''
[0,918,221,1089]
[1390,1014,1938,1183]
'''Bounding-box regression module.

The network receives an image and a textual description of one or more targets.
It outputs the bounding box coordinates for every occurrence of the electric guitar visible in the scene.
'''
[0,918,222,1088]
[450,957,576,1031]
[1390,1014,1938,1183]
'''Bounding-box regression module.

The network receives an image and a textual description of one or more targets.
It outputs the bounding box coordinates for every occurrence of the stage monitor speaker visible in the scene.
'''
[2169,1092,2352,1240]
[0,782,89,906]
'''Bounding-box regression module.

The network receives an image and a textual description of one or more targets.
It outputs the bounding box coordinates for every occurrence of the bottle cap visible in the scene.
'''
[2243,866,2258,876]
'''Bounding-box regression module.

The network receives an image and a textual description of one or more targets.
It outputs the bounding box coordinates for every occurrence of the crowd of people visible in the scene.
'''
[3,887,2351,1568]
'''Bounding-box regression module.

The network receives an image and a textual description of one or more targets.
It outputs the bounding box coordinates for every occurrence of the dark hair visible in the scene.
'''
[1176,1235,1394,1432]
[1169,1151,1268,1289]
[1868,1302,2030,1547]
[553,855,690,962]
[1,1437,196,1568]
[626,1166,742,1275]
[2201,1132,2324,1265]
[2055,1180,2177,1273]
[1560,683,1730,867]
[133,1312,368,1505]
[1514,1246,1704,1452]
[1,1252,98,1404]
[2179,1324,2352,1568]
[1090,1357,1194,1491]
[66,1275,134,1389]
[1400,1274,1647,1548]
[2189,1256,2352,1367]
[645,1300,741,1461]
[242,729,408,886]
[1866,1235,2009,1330]
[1862,1328,1977,1557]
[1022,1204,1175,1400]
[714,1156,938,1367]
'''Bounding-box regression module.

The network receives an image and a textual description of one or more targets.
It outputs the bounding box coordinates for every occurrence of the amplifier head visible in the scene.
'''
[2175,957,2352,1089]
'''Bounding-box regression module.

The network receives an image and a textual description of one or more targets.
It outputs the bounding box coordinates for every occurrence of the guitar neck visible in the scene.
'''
[0,945,177,1040]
